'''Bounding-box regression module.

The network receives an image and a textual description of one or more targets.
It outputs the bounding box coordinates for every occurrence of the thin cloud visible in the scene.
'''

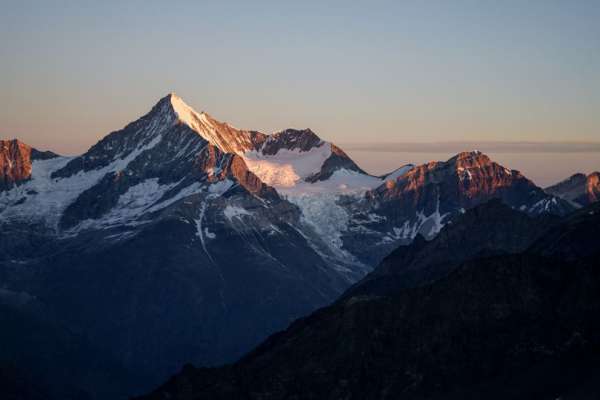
[339,141,600,153]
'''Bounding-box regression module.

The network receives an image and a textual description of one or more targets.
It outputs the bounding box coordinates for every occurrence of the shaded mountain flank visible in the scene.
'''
[139,201,600,400]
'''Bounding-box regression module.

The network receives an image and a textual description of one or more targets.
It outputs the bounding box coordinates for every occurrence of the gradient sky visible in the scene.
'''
[1,0,599,181]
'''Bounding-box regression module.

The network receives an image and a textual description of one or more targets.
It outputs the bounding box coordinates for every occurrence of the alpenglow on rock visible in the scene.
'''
[545,171,600,207]
[0,93,574,398]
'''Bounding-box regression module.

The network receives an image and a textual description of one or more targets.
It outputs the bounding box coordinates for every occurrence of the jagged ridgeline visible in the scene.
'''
[0,94,582,399]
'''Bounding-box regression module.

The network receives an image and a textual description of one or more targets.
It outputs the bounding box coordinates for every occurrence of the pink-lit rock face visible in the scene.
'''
[0,139,33,190]
[545,171,600,207]
[0,139,58,190]
[370,150,542,211]
[586,172,600,204]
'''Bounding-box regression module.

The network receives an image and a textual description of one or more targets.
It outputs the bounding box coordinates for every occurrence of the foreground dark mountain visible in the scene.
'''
[140,202,600,400]
[0,94,576,398]
[546,172,600,207]
[0,296,142,400]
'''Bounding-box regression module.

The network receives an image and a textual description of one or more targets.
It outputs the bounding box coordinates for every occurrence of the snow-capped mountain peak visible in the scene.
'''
[167,92,205,122]
[1,95,578,269]
[151,93,258,154]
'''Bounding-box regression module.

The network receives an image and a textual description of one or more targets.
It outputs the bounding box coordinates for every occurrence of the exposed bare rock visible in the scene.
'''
[0,139,58,191]
[546,171,600,206]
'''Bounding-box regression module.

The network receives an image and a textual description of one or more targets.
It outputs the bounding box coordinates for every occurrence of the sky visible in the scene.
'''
[1,0,599,183]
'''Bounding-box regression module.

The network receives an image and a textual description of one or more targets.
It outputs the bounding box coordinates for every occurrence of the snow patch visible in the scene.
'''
[457,166,473,181]
[278,169,382,196]
[223,206,252,221]
[194,201,217,264]
[529,197,559,214]
[204,227,216,239]
[243,143,332,187]
[0,133,164,230]
[208,179,233,194]
[72,178,181,231]
[381,199,449,244]
[146,181,204,212]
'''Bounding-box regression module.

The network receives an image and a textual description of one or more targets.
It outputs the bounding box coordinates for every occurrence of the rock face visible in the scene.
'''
[138,202,600,400]
[251,128,366,182]
[0,139,57,190]
[585,172,600,204]
[344,200,558,299]
[545,172,600,207]
[370,151,570,216]
[0,93,576,398]
[339,151,573,266]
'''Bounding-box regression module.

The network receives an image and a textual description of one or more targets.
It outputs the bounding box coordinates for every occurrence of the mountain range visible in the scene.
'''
[139,200,600,400]
[0,93,596,399]
[545,172,600,207]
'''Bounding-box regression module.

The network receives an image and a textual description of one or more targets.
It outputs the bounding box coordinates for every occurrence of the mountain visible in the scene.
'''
[0,93,574,397]
[138,201,600,400]
[1,94,375,395]
[343,200,558,299]
[337,150,573,265]
[369,150,572,217]
[546,172,600,207]
[0,139,58,190]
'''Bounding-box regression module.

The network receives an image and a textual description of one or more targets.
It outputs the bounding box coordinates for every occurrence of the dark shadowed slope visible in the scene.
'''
[343,199,559,299]
[138,202,600,400]
[0,295,143,400]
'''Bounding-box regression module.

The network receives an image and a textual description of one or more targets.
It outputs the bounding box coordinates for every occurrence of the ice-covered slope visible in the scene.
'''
[240,130,388,262]
[241,128,371,187]
[243,142,332,187]
[1,94,273,235]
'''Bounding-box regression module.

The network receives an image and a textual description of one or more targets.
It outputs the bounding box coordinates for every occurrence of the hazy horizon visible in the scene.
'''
[1,90,598,186]
[1,91,598,187]
[6,123,599,188]
[2,1,598,185]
